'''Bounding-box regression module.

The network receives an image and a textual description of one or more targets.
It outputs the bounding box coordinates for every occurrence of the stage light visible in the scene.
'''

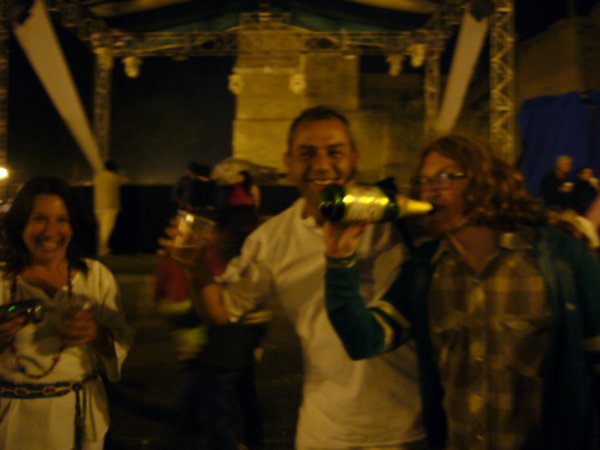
[123,56,142,78]
[408,43,426,68]
[0,167,9,180]
[386,54,403,76]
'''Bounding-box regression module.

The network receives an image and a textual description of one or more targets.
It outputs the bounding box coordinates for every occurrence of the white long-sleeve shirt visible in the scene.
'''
[217,199,425,449]
[0,259,134,449]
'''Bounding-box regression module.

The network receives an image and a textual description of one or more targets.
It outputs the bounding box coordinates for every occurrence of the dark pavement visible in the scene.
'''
[101,254,303,450]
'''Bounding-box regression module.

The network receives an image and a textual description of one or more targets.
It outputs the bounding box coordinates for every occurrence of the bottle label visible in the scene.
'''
[342,185,390,222]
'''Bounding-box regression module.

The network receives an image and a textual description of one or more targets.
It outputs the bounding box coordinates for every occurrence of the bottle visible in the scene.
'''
[319,183,433,223]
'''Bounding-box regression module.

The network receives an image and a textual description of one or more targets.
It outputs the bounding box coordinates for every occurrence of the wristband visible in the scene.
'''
[326,254,358,269]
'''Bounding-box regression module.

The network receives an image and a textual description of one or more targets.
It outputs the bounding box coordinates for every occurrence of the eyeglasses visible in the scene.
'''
[410,172,466,190]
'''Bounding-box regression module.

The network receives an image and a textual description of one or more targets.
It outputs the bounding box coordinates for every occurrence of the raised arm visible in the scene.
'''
[324,221,412,359]
[186,256,231,326]
[158,217,231,326]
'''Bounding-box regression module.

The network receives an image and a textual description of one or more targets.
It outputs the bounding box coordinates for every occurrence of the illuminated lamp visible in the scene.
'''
[408,43,427,68]
[386,54,403,77]
[123,56,142,78]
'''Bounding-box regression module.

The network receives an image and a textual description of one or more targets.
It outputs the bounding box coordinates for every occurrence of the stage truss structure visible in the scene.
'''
[0,0,515,178]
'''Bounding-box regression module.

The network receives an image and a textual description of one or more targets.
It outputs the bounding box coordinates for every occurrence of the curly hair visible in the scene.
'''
[0,176,90,277]
[415,133,545,229]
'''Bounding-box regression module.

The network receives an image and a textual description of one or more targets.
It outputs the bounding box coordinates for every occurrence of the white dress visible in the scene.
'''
[0,259,134,450]
[217,199,425,449]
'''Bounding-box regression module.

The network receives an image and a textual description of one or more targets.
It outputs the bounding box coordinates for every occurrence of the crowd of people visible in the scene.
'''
[1,105,600,450]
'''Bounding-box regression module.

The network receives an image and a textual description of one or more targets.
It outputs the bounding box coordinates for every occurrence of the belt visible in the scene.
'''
[0,373,98,450]
[0,373,97,398]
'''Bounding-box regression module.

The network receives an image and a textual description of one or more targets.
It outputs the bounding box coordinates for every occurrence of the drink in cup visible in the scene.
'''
[562,181,574,192]
[171,210,216,265]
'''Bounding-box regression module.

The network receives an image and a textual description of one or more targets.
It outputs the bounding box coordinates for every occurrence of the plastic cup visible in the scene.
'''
[171,210,216,265]
[562,181,574,192]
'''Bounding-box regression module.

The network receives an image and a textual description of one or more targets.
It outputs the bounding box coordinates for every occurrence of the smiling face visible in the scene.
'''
[417,151,470,237]
[22,194,72,266]
[285,117,358,218]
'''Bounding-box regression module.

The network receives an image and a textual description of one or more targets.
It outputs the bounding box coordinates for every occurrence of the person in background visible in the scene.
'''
[153,253,207,365]
[172,162,215,214]
[227,170,261,211]
[180,205,266,450]
[573,165,599,215]
[324,133,600,450]
[93,160,127,256]
[539,154,575,210]
[161,106,427,450]
[0,176,133,450]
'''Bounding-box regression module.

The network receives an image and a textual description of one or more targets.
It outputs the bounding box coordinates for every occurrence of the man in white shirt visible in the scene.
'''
[165,106,426,450]
[93,160,127,256]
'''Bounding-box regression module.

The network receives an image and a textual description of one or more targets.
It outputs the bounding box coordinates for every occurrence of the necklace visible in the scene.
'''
[9,264,72,379]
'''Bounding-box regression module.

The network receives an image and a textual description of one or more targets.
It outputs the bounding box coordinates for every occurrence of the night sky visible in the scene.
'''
[7,0,600,188]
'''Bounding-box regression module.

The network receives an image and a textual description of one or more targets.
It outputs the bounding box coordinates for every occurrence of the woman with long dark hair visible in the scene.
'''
[0,176,133,450]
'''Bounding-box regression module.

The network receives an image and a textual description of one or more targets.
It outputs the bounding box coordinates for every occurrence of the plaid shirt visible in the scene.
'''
[327,225,600,449]
[428,230,550,450]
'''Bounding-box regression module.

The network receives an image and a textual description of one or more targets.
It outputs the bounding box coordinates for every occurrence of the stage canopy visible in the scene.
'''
[6,0,512,177]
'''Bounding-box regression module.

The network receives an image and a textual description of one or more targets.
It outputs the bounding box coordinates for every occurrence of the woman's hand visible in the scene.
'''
[59,308,99,347]
[0,316,27,348]
[324,220,368,258]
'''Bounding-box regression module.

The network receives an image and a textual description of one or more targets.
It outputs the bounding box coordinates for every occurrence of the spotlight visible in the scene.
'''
[0,167,9,180]
[386,54,403,77]
[408,43,426,68]
[123,56,142,78]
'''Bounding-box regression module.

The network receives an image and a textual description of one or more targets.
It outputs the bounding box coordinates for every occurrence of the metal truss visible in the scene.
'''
[0,0,8,198]
[45,0,111,43]
[0,1,517,177]
[93,61,112,161]
[47,1,465,59]
[37,1,474,162]
[489,0,516,162]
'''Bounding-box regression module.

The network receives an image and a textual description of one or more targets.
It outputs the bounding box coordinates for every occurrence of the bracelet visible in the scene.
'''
[326,254,358,269]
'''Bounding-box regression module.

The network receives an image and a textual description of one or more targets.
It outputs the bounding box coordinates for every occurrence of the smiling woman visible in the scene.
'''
[0,176,133,450]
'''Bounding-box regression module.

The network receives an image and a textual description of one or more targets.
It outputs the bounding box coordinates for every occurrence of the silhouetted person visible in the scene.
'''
[172,162,215,214]
[573,165,599,215]
[539,154,575,210]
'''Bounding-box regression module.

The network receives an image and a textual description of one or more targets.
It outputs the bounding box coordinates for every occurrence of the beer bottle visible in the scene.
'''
[319,183,432,223]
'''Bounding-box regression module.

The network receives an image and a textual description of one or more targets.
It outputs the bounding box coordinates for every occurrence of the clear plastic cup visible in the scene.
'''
[171,210,216,265]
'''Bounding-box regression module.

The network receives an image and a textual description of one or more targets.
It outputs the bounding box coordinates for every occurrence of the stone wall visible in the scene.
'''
[516,14,600,105]
[231,50,362,171]
[230,32,427,190]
